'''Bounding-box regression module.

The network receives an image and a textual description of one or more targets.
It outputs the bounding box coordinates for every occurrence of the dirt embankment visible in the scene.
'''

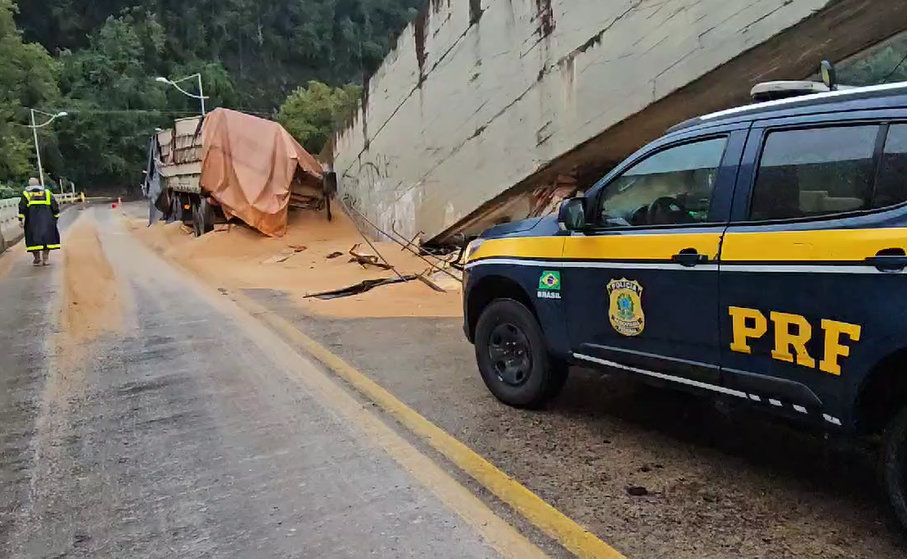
[127,209,463,319]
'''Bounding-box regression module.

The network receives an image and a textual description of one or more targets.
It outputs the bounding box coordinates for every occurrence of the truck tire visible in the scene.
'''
[883,406,907,534]
[198,198,215,235]
[166,192,180,223]
[191,199,202,237]
[474,299,568,409]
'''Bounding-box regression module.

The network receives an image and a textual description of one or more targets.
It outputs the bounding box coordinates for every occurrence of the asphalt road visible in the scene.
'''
[8,204,905,559]
[0,208,530,559]
[247,290,907,559]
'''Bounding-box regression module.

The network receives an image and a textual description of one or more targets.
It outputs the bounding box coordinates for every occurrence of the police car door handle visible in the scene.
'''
[866,250,907,272]
[671,249,709,267]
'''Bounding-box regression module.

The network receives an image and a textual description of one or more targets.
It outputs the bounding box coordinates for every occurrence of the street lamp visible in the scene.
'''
[156,74,208,116]
[26,109,68,187]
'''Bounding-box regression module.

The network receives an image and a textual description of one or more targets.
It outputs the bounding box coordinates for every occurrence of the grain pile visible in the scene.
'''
[128,209,463,319]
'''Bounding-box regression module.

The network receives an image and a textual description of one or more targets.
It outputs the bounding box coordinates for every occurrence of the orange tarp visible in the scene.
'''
[201,108,322,237]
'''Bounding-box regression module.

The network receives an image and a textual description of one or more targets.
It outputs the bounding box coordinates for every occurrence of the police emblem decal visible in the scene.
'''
[607,278,645,336]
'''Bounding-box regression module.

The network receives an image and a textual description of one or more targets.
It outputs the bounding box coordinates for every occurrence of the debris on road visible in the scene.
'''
[349,243,393,270]
[262,251,296,265]
[60,217,126,365]
[424,269,463,292]
[416,273,446,293]
[126,206,462,318]
[305,275,418,300]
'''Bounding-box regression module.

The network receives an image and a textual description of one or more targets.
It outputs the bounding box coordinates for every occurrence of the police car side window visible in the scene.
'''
[750,126,878,221]
[873,124,907,209]
[598,137,727,227]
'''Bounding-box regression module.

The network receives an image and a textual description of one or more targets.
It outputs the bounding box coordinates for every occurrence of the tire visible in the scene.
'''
[883,407,907,534]
[190,197,204,237]
[474,299,568,409]
[166,192,180,223]
[198,198,215,235]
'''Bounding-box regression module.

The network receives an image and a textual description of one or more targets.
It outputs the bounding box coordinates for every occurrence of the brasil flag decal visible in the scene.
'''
[538,271,561,291]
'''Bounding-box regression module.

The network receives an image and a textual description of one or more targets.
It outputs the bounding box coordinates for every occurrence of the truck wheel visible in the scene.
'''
[474,299,568,409]
[198,198,215,234]
[190,198,205,237]
[883,406,907,533]
[167,193,180,223]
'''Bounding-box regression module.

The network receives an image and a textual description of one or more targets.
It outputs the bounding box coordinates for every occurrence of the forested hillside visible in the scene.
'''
[1,0,420,194]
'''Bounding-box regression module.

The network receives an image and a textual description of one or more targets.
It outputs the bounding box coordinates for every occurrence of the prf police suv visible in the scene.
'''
[462,77,907,531]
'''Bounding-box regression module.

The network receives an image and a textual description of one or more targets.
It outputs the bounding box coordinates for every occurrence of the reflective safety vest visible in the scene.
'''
[23,189,52,206]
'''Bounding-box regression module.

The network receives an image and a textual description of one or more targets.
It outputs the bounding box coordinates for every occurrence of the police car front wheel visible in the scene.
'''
[475,299,567,409]
[882,407,907,533]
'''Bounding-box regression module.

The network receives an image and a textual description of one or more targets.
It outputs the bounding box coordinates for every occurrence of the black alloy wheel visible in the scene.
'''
[474,299,568,409]
[488,322,533,386]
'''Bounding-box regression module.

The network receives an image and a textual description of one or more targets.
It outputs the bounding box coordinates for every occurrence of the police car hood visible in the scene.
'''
[480,216,558,239]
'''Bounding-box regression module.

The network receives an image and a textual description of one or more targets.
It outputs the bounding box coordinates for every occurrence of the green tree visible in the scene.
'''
[276,80,361,154]
[15,0,422,109]
[55,14,170,189]
[0,0,59,183]
[7,0,423,191]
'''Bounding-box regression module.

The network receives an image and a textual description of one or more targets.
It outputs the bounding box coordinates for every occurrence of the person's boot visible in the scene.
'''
[41,250,49,266]
[32,253,41,266]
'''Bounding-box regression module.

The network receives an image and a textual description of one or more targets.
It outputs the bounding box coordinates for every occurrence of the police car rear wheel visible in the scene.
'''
[475,299,566,409]
[882,407,907,533]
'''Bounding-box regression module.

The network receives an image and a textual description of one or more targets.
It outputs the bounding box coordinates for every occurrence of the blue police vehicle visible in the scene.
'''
[462,64,907,531]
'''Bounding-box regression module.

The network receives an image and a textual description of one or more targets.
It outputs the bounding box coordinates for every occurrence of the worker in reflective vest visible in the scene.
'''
[17,178,61,266]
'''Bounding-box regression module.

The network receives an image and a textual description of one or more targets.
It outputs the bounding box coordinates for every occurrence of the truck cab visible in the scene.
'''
[463,79,907,532]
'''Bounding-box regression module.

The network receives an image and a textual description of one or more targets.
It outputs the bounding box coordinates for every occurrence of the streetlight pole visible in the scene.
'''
[156,73,208,116]
[198,73,206,116]
[30,110,43,187]
[27,109,68,187]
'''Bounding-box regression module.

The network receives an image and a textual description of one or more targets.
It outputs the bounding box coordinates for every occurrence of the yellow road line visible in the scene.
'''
[123,223,550,559]
[229,290,628,559]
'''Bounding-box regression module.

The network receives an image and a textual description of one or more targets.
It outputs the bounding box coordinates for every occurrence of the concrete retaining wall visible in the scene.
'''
[328,0,907,243]
[0,198,23,253]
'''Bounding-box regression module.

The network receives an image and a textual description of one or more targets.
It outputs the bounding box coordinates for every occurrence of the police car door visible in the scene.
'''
[719,115,907,426]
[563,129,747,387]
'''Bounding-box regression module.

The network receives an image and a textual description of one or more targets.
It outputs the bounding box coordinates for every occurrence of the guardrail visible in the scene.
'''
[0,198,22,252]
[56,192,85,204]
[0,193,85,252]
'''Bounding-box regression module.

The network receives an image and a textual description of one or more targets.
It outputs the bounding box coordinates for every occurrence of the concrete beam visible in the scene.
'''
[328,0,907,244]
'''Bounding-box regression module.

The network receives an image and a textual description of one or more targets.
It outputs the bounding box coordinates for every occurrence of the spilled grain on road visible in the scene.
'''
[60,216,125,348]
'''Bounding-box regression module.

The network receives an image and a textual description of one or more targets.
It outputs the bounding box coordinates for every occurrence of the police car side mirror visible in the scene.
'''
[558,197,586,232]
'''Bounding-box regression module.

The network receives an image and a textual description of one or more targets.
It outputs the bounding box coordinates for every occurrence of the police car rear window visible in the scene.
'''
[750,126,877,221]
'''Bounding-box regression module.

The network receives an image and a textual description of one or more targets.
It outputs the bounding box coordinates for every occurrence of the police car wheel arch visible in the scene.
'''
[882,407,907,531]
[474,299,566,408]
